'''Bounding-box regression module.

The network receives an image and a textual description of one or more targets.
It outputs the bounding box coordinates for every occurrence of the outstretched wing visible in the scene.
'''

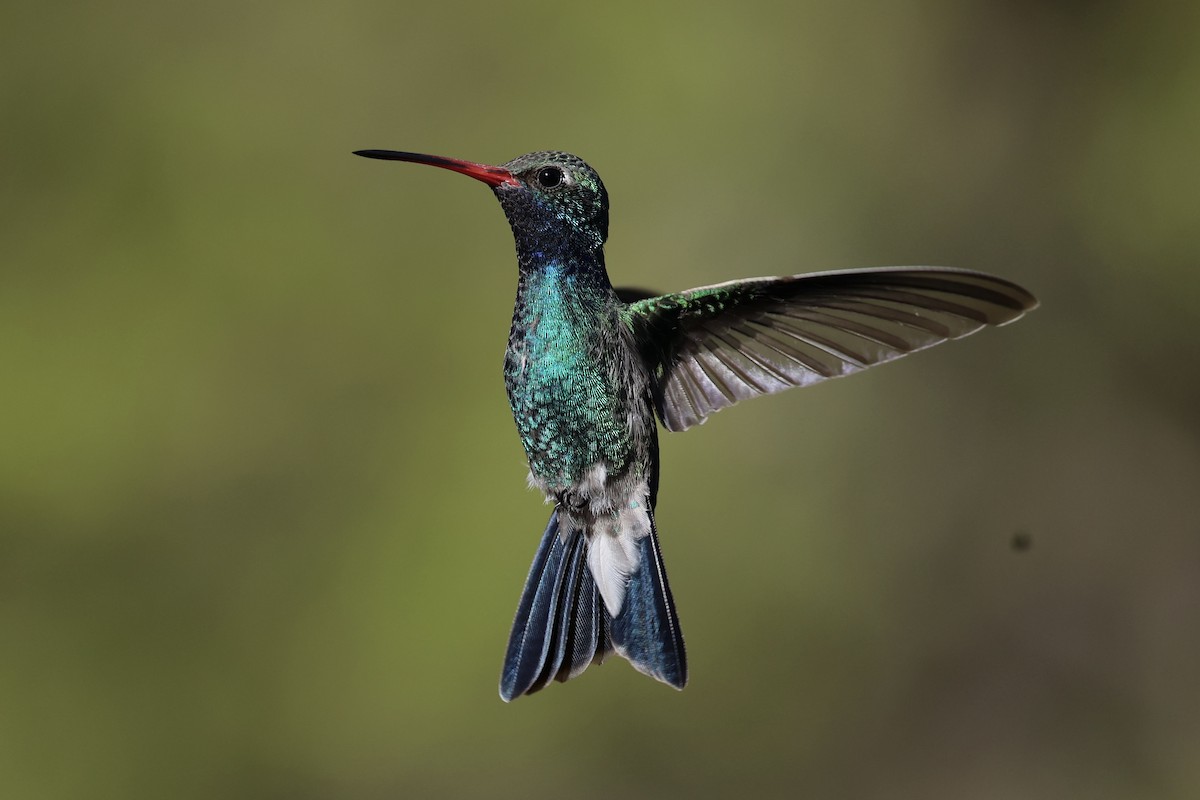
[625,267,1037,432]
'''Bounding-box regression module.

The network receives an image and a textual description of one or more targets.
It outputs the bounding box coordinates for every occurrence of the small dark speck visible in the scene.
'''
[1011,531,1032,552]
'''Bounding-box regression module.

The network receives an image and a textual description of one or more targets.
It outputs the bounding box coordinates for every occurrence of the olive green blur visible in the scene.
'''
[3,2,1198,798]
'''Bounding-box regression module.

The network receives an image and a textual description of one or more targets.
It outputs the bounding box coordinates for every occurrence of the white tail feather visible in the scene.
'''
[586,494,652,616]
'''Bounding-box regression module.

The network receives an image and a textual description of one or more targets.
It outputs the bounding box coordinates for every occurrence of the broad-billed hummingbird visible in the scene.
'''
[353,148,1037,701]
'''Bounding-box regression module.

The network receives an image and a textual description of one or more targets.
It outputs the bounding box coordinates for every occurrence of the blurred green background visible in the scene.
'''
[4,1,1199,797]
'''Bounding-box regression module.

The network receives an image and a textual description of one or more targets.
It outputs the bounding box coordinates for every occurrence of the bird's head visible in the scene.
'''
[354,149,609,258]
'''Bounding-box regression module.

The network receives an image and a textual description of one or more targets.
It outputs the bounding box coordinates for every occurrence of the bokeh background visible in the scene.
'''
[4,1,1199,797]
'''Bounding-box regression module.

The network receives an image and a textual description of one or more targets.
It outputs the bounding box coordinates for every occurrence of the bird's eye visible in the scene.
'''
[535,166,563,188]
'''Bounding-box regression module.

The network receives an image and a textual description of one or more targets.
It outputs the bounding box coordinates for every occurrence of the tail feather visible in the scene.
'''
[526,526,606,694]
[499,511,612,701]
[609,504,688,690]
[561,552,610,683]
[500,502,687,701]
[527,529,584,692]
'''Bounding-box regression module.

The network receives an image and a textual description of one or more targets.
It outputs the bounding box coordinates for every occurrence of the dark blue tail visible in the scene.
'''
[499,506,687,701]
[609,503,687,691]
[499,511,611,701]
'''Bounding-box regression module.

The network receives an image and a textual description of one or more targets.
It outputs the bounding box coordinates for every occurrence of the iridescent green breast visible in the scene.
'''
[504,264,635,489]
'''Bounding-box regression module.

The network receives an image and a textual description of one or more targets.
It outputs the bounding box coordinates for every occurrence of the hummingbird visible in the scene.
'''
[353,148,1037,702]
